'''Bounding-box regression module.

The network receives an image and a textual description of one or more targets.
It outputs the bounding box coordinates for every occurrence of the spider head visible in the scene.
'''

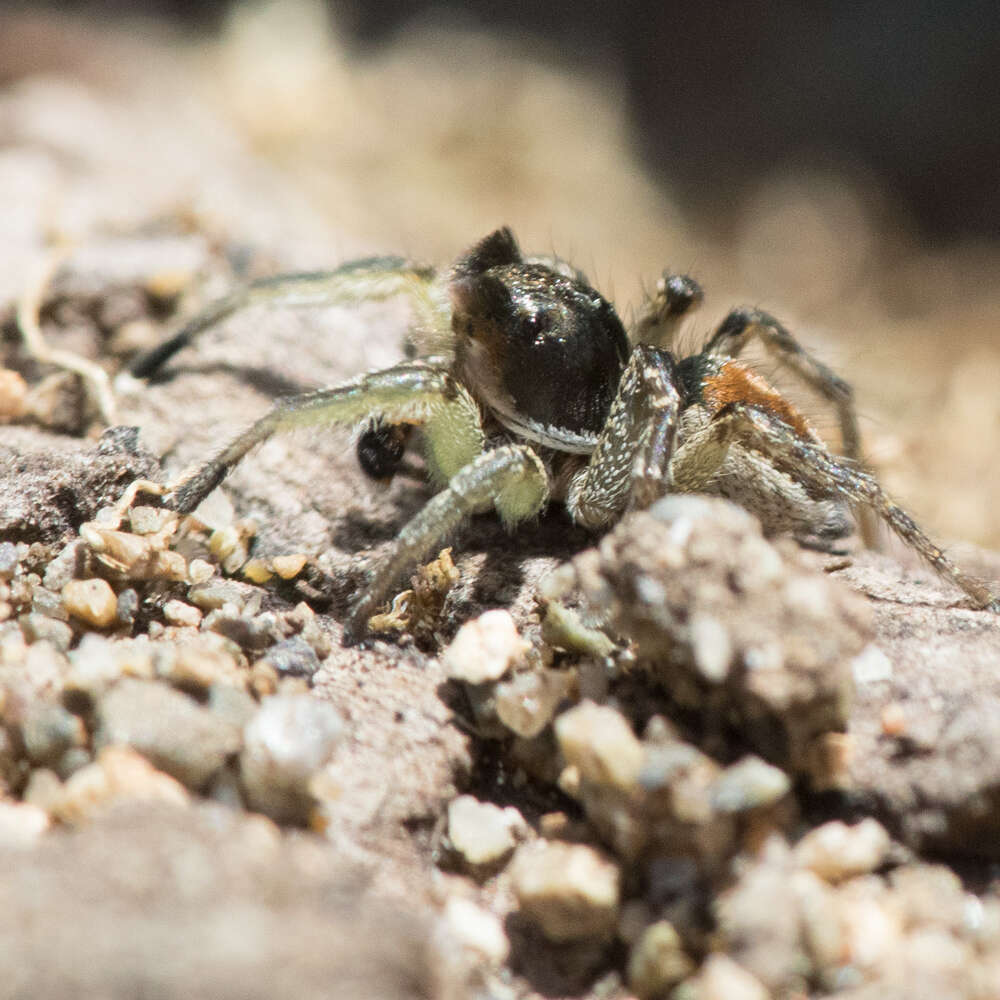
[449,228,629,449]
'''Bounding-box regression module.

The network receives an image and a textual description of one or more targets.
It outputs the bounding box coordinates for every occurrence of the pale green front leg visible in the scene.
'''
[130,256,451,378]
[169,360,484,513]
[344,444,549,643]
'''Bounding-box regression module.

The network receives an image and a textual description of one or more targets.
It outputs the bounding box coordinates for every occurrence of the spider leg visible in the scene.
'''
[344,444,549,643]
[566,345,682,528]
[704,306,878,547]
[632,272,705,349]
[705,307,861,460]
[700,402,1000,612]
[167,360,484,513]
[130,256,449,378]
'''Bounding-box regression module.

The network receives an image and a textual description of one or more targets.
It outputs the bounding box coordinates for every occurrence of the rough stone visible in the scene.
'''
[20,700,86,766]
[794,818,891,883]
[627,920,695,998]
[560,497,868,779]
[495,666,574,739]
[441,609,530,684]
[446,794,522,870]
[509,840,620,942]
[437,897,510,966]
[0,799,51,848]
[681,954,771,1000]
[62,578,118,629]
[53,745,191,825]
[555,700,644,793]
[239,694,344,824]
[96,678,242,790]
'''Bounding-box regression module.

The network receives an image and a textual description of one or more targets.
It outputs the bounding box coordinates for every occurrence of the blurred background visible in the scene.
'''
[2,0,998,546]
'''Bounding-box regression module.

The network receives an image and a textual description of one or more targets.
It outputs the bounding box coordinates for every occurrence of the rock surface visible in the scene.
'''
[2,13,1000,1000]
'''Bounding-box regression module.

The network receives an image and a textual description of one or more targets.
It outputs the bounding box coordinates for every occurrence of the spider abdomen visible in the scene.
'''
[699,360,820,443]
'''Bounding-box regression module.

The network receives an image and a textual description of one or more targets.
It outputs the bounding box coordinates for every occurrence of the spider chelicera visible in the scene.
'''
[130,227,999,642]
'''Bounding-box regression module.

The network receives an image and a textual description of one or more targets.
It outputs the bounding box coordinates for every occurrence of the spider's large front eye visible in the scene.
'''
[523,309,552,342]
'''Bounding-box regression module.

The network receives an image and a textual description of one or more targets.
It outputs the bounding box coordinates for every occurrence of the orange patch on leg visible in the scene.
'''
[703,362,820,442]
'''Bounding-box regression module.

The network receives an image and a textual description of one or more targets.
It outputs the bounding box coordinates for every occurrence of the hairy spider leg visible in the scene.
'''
[343,445,549,643]
[632,272,705,350]
[566,345,683,527]
[167,360,484,514]
[682,401,999,612]
[704,307,876,546]
[130,256,450,378]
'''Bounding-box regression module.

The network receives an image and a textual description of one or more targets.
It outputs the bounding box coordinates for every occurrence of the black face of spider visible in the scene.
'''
[449,228,630,452]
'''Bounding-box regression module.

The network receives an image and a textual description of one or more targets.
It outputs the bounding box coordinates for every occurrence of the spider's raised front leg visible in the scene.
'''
[566,345,683,528]
[167,359,483,513]
[691,402,1000,612]
[130,255,451,379]
[343,444,549,642]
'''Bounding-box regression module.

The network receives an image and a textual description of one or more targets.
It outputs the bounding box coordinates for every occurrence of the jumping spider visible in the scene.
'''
[131,227,999,641]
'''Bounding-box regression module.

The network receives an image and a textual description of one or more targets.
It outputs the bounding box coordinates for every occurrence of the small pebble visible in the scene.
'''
[53,745,190,825]
[96,678,242,790]
[21,701,86,766]
[243,559,273,584]
[156,635,246,691]
[555,700,643,792]
[439,897,510,965]
[257,637,321,679]
[272,554,307,579]
[794,818,891,882]
[447,795,521,870]
[64,634,155,702]
[239,694,345,824]
[55,746,93,780]
[27,371,86,434]
[20,613,74,651]
[441,609,529,684]
[63,578,118,628]
[187,558,215,585]
[851,644,894,685]
[188,580,247,611]
[881,701,907,736]
[208,611,281,651]
[41,539,86,591]
[509,840,620,942]
[0,800,50,848]
[689,613,733,682]
[32,586,69,621]
[0,368,28,420]
[495,667,574,739]
[712,756,792,813]
[684,954,770,1000]
[627,920,694,998]
[127,506,176,536]
[0,541,19,580]
[116,588,140,627]
[250,660,279,698]
[163,599,203,628]
[208,685,260,730]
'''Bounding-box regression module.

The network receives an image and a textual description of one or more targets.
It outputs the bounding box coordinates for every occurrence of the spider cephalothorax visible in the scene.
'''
[130,227,999,641]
